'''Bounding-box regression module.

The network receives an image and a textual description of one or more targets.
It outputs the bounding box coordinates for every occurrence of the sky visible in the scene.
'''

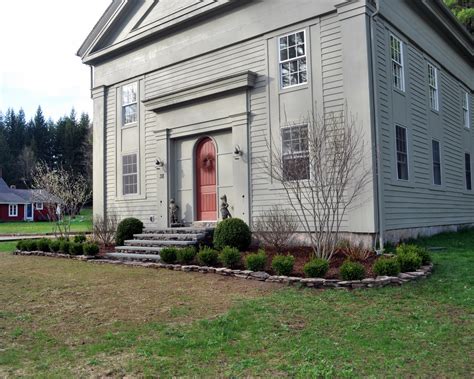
[0,0,111,122]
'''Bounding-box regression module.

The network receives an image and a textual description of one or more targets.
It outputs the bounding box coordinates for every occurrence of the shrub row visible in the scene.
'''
[17,238,99,256]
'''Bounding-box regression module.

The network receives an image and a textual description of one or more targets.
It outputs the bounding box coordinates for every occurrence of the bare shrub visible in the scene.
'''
[338,240,372,262]
[253,206,298,251]
[93,213,118,247]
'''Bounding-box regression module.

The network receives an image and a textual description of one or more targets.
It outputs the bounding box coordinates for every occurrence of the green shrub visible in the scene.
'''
[59,240,70,254]
[373,257,400,276]
[160,247,178,264]
[197,247,219,266]
[219,246,241,269]
[37,239,50,252]
[83,242,100,256]
[340,260,365,280]
[116,218,144,246]
[303,258,329,278]
[74,234,87,243]
[176,247,197,264]
[396,243,431,265]
[16,240,27,251]
[213,218,251,251]
[271,254,295,276]
[49,239,61,253]
[26,240,38,251]
[396,251,422,272]
[244,250,267,271]
[70,242,84,256]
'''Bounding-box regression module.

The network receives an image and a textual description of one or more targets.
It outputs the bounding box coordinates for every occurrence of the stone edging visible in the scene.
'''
[13,250,434,290]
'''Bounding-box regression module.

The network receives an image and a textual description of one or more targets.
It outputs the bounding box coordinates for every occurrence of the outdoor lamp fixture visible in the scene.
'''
[233,145,243,159]
[155,158,164,169]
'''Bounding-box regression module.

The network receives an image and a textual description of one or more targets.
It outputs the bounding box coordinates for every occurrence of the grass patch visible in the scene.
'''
[0,230,473,377]
[0,208,92,235]
[0,242,17,253]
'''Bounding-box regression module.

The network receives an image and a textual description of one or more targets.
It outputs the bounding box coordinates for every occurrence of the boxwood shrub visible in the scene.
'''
[244,250,266,271]
[219,246,241,269]
[49,239,61,253]
[197,247,219,266]
[176,247,197,264]
[396,244,431,265]
[74,234,87,243]
[373,257,400,276]
[271,254,295,276]
[37,238,50,252]
[213,218,251,251]
[396,251,422,272]
[116,218,144,246]
[70,242,84,256]
[83,242,100,256]
[16,240,27,251]
[59,240,70,254]
[303,258,329,278]
[340,260,365,280]
[26,240,38,251]
[160,247,178,264]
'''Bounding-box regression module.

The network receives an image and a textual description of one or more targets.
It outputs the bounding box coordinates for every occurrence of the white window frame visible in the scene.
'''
[428,63,439,111]
[8,204,18,217]
[35,202,43,210]
[281,124,310,181]
[432,139,442,186]
[390,34,405,92]
[462,91,470,129]
[121,82,138,127]
[278,30,308,89]
[122,153,138,196]
[395,125,409,181]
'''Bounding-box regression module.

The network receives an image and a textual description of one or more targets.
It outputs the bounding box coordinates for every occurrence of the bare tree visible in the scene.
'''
[264,110,371,260]
[253,205,298,251]
[31,162,91,238]
[92,213,118,247]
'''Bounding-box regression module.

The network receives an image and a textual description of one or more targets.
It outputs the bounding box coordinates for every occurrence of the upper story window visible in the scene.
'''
[432,140,441,185]
[279,31,307,89]
[122,83,138,126]
[281,124,310,181]
[390,34,405,92]
[466,153,472,191]
[395,125,409,180]
[35,202,43,210]
[122,154,138,195]
[463,92,470,129]
[428,64,439,111]
[8,204,18,217]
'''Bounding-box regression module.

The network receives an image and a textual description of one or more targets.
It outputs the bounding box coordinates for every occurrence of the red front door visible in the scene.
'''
[196,137,217,221]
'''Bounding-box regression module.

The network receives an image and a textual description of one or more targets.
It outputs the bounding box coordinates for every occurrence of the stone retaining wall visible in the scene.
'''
[13,250,433,290]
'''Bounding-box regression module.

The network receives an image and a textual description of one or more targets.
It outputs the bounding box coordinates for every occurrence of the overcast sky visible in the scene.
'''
[0,0,111,122]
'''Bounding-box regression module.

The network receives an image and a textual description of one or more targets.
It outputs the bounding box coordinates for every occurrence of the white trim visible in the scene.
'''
[462,91,470,129]
[278,29,308,89]
[8,204,18,217]
[122,153,139,196]
[428,63,439,111]
[121,82,138,126]
[35,202,43,210]
[390,34,405,92]
[280,123,310,181]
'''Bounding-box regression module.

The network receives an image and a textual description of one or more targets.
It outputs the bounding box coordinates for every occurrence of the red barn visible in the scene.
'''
[0,177,58,222]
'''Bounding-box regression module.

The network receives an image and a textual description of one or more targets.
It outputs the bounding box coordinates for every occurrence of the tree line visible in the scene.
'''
[0,107,92,190]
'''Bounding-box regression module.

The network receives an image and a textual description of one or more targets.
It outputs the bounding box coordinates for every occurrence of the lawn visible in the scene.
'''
[0,230,473,377]
[0,208,92,235]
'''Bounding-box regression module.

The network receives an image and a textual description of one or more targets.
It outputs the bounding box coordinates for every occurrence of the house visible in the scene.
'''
[77,0,473,246]
[0,177,56,222]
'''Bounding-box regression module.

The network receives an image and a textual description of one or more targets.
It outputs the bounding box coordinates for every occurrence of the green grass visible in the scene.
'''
[0,241,16,253]
[0,229,473,377]
[0,208,92,235]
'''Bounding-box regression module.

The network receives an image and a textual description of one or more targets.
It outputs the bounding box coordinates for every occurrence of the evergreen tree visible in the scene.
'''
[444,0,473,34]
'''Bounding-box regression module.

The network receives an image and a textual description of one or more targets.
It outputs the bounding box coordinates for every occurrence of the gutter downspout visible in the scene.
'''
[369,0,385,253]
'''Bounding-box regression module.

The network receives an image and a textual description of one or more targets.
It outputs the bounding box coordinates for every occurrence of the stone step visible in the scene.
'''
[142,227,214,235]
[105,252,161,261]
[124,239,196,247]
[115,246,163,254]
[133,233,205,241]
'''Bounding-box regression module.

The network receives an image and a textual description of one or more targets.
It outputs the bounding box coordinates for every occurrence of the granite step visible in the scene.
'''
[133,233,205,241]
[124,239,196,247]
[115,246,163,254]
[105,252,161,261]
[142,227,214,235]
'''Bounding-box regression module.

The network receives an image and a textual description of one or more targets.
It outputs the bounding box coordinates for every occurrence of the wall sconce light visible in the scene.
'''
[233,145,243,159]
[155,158,164,169]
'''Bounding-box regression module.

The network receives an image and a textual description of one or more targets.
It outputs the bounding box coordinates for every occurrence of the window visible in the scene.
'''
[122,83,138,126]
[122,154,138,195]
[390,34,405,91]
[466,153,472,191]
[281,124,310,181]
[8,204,18,217]
[35,202,43,210]
[279,30,307,89]
[463,92,470,129]
[428,64,439,111]
[395,125,409,180]
[432,140,441,185]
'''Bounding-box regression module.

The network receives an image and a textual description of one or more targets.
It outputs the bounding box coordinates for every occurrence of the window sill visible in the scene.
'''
[430,108,440,115]
[279,82,309,94]
[392,87,406,96]
[115,194,147,202]
[428,185,445,193]
[389,179,415,189]
[122,122,138,130]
